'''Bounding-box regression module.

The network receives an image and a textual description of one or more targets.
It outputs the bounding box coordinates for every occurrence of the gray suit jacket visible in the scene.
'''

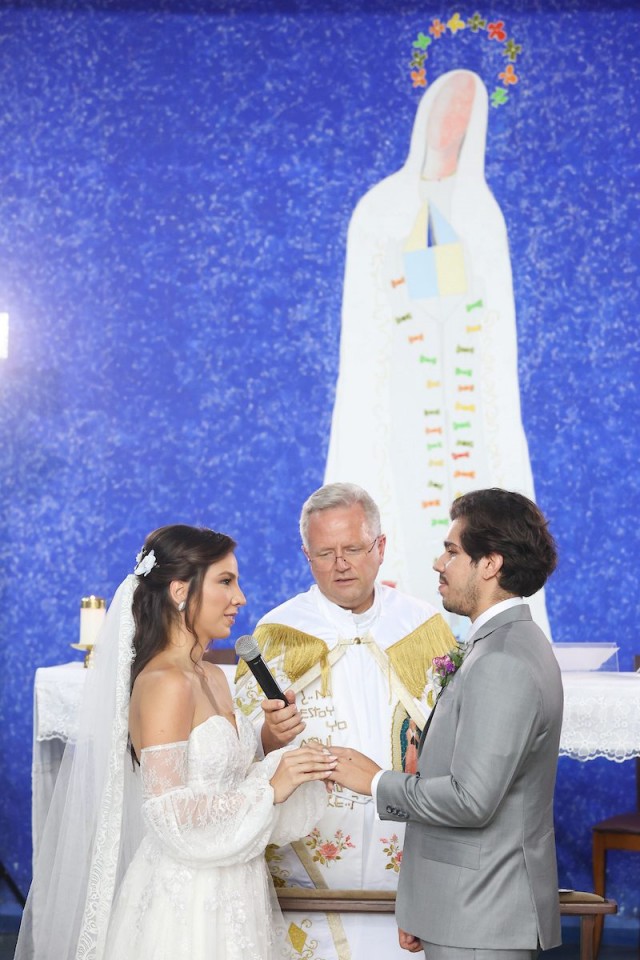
[376,605,563,950]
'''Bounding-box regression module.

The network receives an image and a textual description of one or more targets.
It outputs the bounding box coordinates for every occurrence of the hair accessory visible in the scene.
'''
[134,548,157,577]
[177,600,186,612]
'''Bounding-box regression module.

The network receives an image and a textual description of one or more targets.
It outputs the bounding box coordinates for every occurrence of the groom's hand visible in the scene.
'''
[398,928,422,953]
[330,747,381,796]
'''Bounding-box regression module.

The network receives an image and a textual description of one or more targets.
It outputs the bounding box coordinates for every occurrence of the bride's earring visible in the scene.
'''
[177,600,186,613]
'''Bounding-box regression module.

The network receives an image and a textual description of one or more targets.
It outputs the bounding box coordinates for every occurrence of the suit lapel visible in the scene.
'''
[418,689,444,754]
[417,605,532,755]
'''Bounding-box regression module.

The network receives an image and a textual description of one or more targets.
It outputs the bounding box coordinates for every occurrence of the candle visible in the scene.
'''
[79,596,106,647]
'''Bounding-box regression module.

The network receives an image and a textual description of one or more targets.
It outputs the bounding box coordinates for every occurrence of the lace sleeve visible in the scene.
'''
[140,741,277,866]
[247,747,328,846]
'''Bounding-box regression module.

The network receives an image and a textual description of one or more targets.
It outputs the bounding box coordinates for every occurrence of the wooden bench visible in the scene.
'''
[277,888,618,960]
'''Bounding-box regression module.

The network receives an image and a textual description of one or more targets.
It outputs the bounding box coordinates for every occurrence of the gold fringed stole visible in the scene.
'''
[235,614,455,717]
[235,623,333,695]
[386,614,454,699]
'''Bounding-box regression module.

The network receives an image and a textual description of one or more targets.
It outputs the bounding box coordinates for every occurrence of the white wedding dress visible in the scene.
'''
[17,577,324,960]
[103,712,324,960]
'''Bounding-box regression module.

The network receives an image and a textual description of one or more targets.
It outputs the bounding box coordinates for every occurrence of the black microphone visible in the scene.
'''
[234,635,287,702]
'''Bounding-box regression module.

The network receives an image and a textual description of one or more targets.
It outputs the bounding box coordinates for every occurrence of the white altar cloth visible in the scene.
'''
[559,671,640,762]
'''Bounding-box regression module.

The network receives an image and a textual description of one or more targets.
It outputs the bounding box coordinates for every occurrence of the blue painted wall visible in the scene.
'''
[0,0,638,935]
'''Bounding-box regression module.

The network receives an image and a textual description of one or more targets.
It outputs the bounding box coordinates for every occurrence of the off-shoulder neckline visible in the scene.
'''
[139,711,240,756]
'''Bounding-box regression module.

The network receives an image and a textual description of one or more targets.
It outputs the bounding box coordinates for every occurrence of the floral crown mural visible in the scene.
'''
[409,11,522,107]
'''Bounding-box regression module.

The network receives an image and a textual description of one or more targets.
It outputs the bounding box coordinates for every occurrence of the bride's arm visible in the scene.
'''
[132,667,277,866]
[140,740,278,867]
[135,669,329,865]
[142,740,333,864]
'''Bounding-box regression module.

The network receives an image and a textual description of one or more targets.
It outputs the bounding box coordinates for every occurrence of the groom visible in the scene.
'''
[331,488,563,959]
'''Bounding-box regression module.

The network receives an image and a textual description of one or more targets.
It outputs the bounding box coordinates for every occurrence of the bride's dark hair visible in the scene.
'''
[130,524,237,694]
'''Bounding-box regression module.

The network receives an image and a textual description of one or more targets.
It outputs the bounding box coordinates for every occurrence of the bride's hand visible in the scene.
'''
[270,744,338,803]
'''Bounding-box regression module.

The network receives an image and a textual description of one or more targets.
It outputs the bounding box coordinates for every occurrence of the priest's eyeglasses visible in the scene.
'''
[309,537,379,570]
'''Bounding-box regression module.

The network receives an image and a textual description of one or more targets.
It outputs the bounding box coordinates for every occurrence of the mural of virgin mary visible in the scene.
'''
[325,69,550,636]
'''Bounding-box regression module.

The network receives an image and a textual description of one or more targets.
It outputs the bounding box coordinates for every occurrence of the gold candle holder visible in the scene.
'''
[71,596,106,667]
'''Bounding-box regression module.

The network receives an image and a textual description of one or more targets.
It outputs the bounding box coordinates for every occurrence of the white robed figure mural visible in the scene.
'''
[325,69,550,637]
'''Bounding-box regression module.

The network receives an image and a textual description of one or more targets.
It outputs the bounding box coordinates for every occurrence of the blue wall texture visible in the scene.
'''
[0,0,638,937]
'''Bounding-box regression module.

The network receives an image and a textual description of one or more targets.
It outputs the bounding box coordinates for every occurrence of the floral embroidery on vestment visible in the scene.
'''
[304,827,355,866]
[380,833,403,872]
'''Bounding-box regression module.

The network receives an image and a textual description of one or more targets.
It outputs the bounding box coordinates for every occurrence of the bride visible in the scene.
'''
[15,524,334,960]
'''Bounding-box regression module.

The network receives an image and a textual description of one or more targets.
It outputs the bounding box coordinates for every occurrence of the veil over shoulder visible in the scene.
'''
[15,575,143,960]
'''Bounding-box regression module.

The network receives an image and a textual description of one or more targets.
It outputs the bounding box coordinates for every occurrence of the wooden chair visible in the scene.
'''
[276,888,617,960]
[559,891,617,960]
[592,654,640,957]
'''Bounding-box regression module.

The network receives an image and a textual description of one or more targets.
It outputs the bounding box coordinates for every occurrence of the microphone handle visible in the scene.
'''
[247,654,287,702]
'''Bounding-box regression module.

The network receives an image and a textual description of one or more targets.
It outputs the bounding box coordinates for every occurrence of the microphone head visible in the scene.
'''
[234,634,261,662]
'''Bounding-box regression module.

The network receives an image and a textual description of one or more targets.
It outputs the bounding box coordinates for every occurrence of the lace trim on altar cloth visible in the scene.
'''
[35,665,85,742]
[559,673,640,762]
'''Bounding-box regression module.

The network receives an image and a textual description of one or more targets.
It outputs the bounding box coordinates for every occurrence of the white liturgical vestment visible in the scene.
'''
[235,583,455,960]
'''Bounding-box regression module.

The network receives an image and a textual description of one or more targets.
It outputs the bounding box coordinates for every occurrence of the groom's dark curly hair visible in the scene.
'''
[450,488,557,597]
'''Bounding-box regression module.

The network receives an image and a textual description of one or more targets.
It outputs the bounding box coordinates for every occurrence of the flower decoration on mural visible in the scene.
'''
[413,31,431,50]
[487,20,507,41]
[499,64,518,85]
[411,68,427,88]
[491,87,509,107]
[467,12,487,32]
[503,38,522,62]
[447,12,466,33]
[380,834,403,872]
[409,12,523,108]
[305,827,355,866]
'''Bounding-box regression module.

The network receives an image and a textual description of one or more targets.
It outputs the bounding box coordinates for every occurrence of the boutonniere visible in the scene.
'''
[432,644,467,689]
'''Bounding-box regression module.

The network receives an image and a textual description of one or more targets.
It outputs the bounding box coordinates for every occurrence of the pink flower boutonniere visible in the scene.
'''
[432,644,466,689]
